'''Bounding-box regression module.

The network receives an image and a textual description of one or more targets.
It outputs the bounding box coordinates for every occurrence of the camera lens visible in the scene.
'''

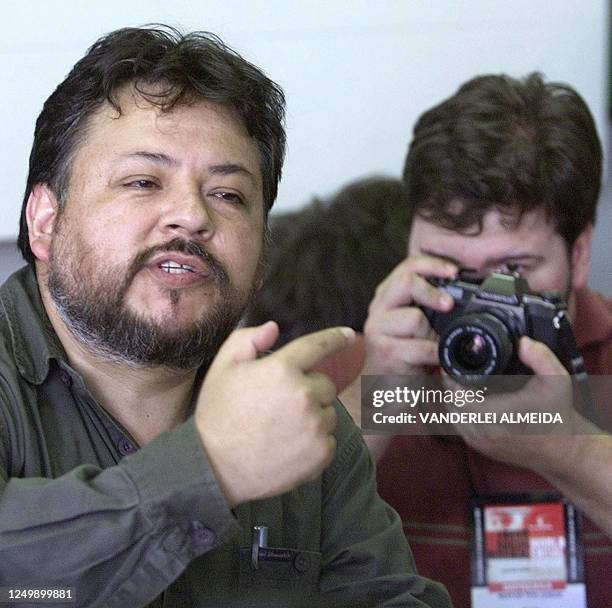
[439,312,515,382]
[453,332,490,371]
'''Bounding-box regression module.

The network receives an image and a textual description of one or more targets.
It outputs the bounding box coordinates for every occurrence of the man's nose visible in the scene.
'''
[159,189,213,239]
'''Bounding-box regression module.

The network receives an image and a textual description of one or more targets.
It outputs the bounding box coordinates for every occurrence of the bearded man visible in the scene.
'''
[0,26,450,608]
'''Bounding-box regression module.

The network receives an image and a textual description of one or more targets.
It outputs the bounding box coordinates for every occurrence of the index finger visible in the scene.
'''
[276,326,356,372]
[372,254,457,311]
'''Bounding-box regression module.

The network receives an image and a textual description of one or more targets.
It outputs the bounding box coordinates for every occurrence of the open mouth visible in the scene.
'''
[159,261,197,275]
[148,252,212,277]
[142,251,215,288]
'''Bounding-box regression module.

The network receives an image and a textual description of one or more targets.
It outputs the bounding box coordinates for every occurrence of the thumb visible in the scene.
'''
[211,321,280,370]
[519,336,567,375]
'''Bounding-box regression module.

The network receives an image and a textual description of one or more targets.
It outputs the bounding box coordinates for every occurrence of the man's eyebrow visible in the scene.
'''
[420,249,464,266]
[208,163,258,184]
[118,151,179,166]
[419,248,544,270]
[113,155,258,184]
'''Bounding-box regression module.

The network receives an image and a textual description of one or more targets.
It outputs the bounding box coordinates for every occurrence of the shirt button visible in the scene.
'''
[59,370,72,387]
[293,552,311,573]
[191,521,215,546]
[117,438,136,456]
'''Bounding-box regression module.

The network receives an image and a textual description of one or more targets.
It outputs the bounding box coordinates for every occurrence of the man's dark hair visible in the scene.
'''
[18,25,286,265]
[245,176,409,347]
[403,72,602,247]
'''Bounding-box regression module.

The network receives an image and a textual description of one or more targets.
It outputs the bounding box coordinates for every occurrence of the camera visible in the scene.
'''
[421,271,576,384]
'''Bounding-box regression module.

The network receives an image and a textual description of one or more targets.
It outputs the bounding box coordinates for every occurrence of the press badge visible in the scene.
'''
[471,494,586,608]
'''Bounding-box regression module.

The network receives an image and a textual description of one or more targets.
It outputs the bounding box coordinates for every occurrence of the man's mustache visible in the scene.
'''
[127,238,229,286]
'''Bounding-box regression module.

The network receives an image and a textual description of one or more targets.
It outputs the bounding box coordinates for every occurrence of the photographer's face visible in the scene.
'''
[408,207,592,309]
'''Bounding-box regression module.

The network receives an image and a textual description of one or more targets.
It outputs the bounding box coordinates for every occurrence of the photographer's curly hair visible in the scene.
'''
[403,72,601,248]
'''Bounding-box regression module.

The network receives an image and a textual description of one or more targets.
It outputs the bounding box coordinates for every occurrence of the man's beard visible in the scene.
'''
[47,233,259,371]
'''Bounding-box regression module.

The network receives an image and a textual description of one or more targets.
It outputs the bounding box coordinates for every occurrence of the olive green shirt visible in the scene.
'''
[0,267,451,607]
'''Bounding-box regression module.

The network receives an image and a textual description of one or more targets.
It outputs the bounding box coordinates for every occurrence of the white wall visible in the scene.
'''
[1,0,608,242]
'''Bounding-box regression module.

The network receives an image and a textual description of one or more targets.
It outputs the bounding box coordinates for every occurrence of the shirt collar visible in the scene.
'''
[0,265,66,385]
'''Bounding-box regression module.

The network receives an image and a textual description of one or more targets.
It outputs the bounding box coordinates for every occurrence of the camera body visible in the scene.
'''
[421,271,573,384]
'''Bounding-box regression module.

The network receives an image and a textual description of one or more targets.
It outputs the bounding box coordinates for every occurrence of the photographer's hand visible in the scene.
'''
[456,337,612,538]
[456,337,577,460]
[360,255,457,375]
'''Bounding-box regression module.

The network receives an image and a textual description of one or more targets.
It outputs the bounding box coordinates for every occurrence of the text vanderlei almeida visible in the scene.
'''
[369,386,563,425]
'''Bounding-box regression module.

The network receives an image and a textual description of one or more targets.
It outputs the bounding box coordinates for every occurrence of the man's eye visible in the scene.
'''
[124,179,159,189]
[497,263,530,276]
[212,191,244,205]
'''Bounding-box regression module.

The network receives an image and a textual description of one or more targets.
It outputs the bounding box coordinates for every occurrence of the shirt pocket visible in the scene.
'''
[239,546,321,591]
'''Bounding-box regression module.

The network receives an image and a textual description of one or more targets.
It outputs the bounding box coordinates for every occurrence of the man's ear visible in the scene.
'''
[26,184,59,264]
[570,223,593,291]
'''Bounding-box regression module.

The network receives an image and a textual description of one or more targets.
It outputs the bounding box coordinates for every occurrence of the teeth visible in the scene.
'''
[159,261,195,274]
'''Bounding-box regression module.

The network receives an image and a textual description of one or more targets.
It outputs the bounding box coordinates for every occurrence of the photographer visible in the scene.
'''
[343,73,611,607]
